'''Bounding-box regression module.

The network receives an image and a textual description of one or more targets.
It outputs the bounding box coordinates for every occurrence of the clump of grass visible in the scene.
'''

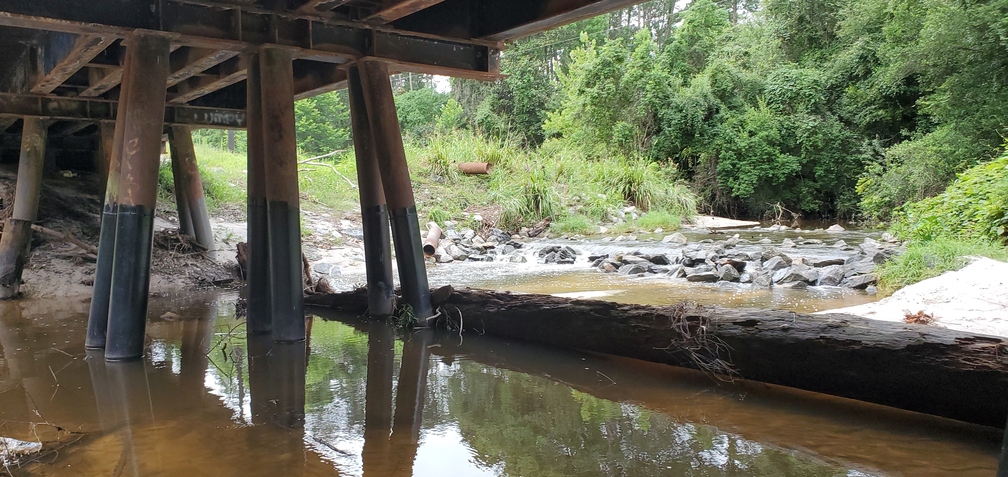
[876,237,1008,295]
[551,214,596,235]
[425,135,459,181]
[637,209,682,231]
[425,205,454,225]
[601,157,664,211]
[497,167,561,230]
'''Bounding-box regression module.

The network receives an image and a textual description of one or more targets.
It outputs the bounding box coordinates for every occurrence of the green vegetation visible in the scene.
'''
[877,237,1008,295]
[877,152,1008,292]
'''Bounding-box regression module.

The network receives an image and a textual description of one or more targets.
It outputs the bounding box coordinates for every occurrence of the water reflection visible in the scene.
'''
[0,295,1000,476]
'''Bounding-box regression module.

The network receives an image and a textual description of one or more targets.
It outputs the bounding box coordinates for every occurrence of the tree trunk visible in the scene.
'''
[306,287,1008,428]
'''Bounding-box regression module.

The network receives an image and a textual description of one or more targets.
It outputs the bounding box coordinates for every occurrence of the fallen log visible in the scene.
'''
[306,287,1008,428]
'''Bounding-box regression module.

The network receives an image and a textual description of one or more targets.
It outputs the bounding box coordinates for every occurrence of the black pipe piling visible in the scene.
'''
[0,117,47,299]
[245,54,272,335]
[103,34,171,361]
[259,47,304,343]
[357,59,433,320]
[86,42,134,350]
[347,65,395,317]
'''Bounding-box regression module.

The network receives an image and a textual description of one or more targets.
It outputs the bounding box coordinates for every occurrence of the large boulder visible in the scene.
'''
[686,270,719,283]
[662,232,688,244]
[827,224,845,232]
[812,257,845,267]
[773,264,819,284]
[816,265,845,286]
[618,263,649,275]
[841,274,877,289]
[718,264,741,282]
[763,256,790,273]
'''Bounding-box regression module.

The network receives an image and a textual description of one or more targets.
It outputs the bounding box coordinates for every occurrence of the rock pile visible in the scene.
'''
[432,225,529,264]
[592,236,900,290]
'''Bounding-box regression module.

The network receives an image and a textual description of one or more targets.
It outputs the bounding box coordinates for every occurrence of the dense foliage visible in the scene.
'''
[447,0,1008,221]
[892,152,1008,243]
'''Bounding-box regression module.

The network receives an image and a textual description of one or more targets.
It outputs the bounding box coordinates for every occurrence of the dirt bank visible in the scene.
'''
[0,167,237,299]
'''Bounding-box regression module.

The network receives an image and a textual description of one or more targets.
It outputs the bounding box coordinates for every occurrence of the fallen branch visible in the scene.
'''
[297,150,357,190]
[30,224,98,257]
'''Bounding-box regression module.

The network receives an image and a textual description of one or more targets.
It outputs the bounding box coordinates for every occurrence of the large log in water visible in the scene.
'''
[306,287,1008,428]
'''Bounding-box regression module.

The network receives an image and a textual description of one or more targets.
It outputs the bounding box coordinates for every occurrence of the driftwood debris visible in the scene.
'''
[30,224,98,257]
[306,287,1008,428]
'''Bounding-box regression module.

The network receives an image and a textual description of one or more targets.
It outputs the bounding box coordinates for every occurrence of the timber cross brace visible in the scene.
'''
[0,0,647,359]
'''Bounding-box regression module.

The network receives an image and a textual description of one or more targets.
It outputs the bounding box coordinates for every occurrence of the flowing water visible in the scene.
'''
[0,293,1000,476]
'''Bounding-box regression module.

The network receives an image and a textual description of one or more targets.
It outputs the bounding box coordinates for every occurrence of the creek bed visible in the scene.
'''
[0,292,1000,476]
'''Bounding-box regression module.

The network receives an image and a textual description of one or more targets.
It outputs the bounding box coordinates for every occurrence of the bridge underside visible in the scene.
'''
[0,0,643,359]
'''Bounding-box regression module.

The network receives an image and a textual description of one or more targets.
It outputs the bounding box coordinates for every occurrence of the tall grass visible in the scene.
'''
[876,237,1008,295]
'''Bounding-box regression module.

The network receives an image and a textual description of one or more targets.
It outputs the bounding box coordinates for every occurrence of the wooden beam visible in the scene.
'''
[366,0,447,24]
[167,48,239,88]
[31,35,115,94]
[170,56,246,104]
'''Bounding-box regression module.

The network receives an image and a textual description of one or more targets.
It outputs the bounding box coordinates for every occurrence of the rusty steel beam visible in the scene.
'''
[295,0,350,14]
[0,118,18,133]
[0,0,499,80]
[479,0,645,41]
[293,63,347,100]
[167,48,239,88]
[366,0,447,24]
[31,35,116,94]
[0,93,246,129]
[80,67,123,98]
[169,57,246,104]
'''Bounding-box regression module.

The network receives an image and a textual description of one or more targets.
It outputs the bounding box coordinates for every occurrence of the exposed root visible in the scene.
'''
[153,229,207,255]
[904,310,936,325]
[654,302,738,382]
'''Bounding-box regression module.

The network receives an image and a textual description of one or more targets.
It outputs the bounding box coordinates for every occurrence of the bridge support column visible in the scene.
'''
[103,34,171,361]
[245,54,271,335]
[348,65,394,317]
[259,46,304,343]
[0,117,47,299]
[357,59,432,321]
[168,125,214,257]
[86,54,133,350]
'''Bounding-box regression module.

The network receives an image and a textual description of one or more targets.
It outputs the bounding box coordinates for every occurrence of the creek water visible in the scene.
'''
[0,292,1000,476]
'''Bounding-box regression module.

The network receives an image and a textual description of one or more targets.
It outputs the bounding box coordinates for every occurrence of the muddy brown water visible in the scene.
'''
[0,292,1000,476]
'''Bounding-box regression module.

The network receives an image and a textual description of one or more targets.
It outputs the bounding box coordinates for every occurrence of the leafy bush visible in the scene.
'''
[857,126,982,221]
[891,152,1008,242]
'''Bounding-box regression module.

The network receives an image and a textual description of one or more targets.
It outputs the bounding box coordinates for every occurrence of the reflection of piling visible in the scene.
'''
[104,360,155,476]
[259,47,304,343]
[357,59,432,320]
[179,306,216,396]
[347,65,394,317]
[0,117,47,299]
[246,334,275,425]
[104,33,171,361]
[244,54,271,336]
[246,335,306,428]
